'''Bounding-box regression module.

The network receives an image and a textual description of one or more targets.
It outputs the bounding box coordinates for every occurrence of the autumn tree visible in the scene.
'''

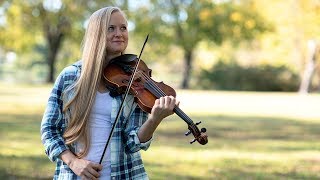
[0,0,126,82]
[132,0,271,88]
[248,0,320,92]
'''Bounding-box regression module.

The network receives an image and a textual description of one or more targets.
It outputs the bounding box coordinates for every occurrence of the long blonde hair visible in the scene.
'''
[62,7,127,158]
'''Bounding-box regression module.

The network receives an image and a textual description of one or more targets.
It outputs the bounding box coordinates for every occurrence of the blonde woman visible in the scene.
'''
[41,6,177,180]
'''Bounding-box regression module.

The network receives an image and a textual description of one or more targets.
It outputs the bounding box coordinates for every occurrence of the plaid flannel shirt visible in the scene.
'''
[40,61,151,180]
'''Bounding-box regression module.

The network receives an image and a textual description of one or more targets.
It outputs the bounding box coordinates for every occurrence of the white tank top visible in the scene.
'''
[79,91,113,179]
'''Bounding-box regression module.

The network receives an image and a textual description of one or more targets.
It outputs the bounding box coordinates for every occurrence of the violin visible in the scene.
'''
[103,54,208,145]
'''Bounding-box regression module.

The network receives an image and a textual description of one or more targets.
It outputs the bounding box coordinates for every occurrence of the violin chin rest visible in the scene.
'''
[110,54,137,64]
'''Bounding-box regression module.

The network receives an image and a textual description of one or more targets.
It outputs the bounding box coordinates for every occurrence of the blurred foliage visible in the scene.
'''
[198,60,300,91]
[241,0,320,76]
[132,0,271,50]
[0,0,126,82]
[0,0,320,90]
[132,0,271,88]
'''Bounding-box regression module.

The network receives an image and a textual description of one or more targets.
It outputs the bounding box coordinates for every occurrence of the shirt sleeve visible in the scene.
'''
[123,107,152,153]
[40,66,77,162]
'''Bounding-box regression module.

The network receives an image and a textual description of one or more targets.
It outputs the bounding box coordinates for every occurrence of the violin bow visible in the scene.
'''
[99,34,149,164]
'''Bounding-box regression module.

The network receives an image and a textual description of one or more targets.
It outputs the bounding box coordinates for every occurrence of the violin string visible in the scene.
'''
[138,71,183,114]
[138,71,194,125]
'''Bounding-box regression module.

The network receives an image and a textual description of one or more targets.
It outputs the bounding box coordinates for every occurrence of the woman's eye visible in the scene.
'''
[108,26,114,32]
[120,26,127,31]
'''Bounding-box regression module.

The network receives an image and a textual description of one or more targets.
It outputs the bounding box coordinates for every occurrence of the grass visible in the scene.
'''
[0,82,320,179]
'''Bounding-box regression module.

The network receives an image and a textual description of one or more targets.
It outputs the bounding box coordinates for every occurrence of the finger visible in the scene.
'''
[153,99,160,111]
[87,165,100,178]
[154,98,160,106]
[81,176,89,180]
[92,163,103,172]
[169,96,176,108]
[176,100,180,107]
[82,175,96,180]
[159,97,165,108]
[164,96,175,110]
[164,96,172,108]
[83,171,97,180]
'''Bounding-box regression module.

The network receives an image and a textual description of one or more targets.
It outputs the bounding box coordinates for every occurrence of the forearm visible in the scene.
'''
[137,115,161,143]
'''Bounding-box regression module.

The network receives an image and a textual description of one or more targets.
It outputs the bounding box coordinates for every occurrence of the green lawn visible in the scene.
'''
[1,83,320,179]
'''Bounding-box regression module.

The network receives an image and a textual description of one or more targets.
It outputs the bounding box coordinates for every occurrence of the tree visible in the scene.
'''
[132,0,271,88]
[250,0,320,92]
[299,40,319,93]
[0,0,126,83]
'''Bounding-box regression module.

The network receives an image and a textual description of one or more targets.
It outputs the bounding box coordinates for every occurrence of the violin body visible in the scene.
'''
[103,54,176,113]
[103,54,208,145]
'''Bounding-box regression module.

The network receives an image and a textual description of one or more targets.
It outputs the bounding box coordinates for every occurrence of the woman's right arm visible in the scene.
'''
[40,69,71,162]
[40,65,102,179]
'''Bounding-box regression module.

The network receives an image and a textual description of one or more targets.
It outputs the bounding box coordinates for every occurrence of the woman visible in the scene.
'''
[41,6,177,180]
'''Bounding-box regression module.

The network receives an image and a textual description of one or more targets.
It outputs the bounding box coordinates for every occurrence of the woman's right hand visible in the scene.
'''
[69,158,102,180]
[60,150,102,179]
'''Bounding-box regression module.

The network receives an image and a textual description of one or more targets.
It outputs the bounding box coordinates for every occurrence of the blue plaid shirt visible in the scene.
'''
[40,61,151,180]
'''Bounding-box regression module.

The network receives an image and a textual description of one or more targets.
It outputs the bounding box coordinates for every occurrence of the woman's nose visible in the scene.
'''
[115,28,122,37]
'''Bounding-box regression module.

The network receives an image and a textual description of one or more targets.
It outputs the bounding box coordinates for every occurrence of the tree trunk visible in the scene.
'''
[43,16,68,83]
[46,36,63,83]
[181,50,193,89]
[299,40,317,94]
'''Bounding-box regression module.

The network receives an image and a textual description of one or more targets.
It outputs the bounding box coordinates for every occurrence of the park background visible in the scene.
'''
[1,0,320,179]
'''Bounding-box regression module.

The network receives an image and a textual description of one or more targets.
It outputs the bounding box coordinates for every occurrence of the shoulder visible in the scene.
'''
[60,60,82,77]
[57,61,82,82]
[53,60,82,90]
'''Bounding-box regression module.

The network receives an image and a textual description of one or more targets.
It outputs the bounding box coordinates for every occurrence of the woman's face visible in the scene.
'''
[106,11,128,56]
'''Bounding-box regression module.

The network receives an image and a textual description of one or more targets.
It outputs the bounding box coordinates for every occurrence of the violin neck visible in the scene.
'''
[173,106,194,126]
[143,79,194,125]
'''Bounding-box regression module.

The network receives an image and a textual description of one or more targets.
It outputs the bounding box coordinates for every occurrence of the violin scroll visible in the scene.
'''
[185,121,208,145]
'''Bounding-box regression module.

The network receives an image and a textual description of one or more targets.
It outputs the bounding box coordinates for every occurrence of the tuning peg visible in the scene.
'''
[195,121,201,125]
[190,138,197,144]
[185,130,191,136]
[201,128,206,133]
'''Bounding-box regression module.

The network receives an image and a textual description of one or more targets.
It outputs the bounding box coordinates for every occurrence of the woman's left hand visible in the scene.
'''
[149,96,178,123]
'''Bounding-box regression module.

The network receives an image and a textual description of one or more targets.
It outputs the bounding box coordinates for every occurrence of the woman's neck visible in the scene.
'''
[106,53,122,61]
[98,83,108,93]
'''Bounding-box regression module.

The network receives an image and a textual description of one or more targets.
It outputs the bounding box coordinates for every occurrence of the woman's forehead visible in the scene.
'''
[109,11,127,25]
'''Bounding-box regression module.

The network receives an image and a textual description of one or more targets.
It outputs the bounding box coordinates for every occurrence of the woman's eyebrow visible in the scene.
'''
[109,23,126,26]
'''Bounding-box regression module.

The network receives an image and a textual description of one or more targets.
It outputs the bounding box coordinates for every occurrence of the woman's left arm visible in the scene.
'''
[138,96,176,143]
[123,96,176,153]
